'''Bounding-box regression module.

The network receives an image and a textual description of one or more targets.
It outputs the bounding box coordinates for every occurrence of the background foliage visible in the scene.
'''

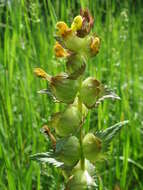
[0,0,143,189]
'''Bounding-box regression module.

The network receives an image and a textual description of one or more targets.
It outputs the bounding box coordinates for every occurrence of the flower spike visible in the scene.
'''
[33,9,128,190]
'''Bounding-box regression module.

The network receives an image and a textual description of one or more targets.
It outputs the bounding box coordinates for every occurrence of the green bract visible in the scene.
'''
[83,133,102,163]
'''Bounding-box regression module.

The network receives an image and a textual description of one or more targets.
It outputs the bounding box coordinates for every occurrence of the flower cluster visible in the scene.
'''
[32,9,128,190]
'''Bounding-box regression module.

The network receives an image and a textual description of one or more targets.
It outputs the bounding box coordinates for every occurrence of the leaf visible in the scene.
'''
[30,152,64,168]
[37,89,60,103]
[96,120,129,152]
[95,92,121,107]
[96,121,129,142]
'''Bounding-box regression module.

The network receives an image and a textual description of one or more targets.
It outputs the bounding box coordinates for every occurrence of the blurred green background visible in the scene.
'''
[0,0,143,189]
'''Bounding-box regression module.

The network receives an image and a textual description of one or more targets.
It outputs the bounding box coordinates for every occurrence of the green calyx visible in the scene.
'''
[66,54,86,79]
[79,77,104,108]
[50,104,82,137]
[50,73,80,103]
[83,133,102,163]
[66,170,96,190]
[72,159,95,177]
[63,34,92,58]
[55,136,81,167]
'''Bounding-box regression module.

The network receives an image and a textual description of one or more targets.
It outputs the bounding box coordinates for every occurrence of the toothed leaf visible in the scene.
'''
[96,120,129,152]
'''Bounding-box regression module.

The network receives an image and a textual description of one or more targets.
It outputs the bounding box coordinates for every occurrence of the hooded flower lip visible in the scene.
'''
[54,41,69,57]
[56,21,72,38]
[71,15,83,32]
[34,68,51,81]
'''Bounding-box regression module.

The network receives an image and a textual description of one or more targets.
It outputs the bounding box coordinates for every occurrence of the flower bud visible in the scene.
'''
[56,136,80,167]
[50,73,80,104]
[83,133,102,163]
[79,77,104,108]
[90,36,100,56]
[50,104,82,137]
[66,170,96,190]
[77,9,94,37]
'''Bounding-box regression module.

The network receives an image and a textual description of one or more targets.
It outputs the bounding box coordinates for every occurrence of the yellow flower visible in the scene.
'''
[54,42,69,57]
[71,15,83,32]
[34,68,51,81]
[56,21,72,37]
[90,37,100,55]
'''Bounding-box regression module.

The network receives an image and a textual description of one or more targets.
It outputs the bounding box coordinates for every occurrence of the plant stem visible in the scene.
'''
[78,77,85,170]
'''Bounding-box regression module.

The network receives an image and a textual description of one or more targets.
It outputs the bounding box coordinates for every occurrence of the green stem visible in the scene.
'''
[78,77,85,170]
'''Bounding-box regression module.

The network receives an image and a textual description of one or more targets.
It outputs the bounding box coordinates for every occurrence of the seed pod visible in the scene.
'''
[66,170,96,190]
[83,133,102,163]
[55,136,81,167]
[50,73,80,104]
[50,105,82,137]
[79,77,104,108]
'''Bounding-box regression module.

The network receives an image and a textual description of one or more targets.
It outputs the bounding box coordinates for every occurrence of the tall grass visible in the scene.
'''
[0,0,143,189]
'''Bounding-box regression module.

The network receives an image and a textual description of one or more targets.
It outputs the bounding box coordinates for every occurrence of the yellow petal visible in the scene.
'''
[56,21,72,37]
[71,15,83,31]
[34,68,51,81]
[54,42,69,57]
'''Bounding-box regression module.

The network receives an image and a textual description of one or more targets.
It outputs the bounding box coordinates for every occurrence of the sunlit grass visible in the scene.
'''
[0,1,143,189]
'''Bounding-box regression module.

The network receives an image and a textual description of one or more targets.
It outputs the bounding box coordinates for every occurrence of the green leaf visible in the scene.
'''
[95,92,121,107]
[37,89,60,103]
[96,120,129,144]
[96,120,129,153]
